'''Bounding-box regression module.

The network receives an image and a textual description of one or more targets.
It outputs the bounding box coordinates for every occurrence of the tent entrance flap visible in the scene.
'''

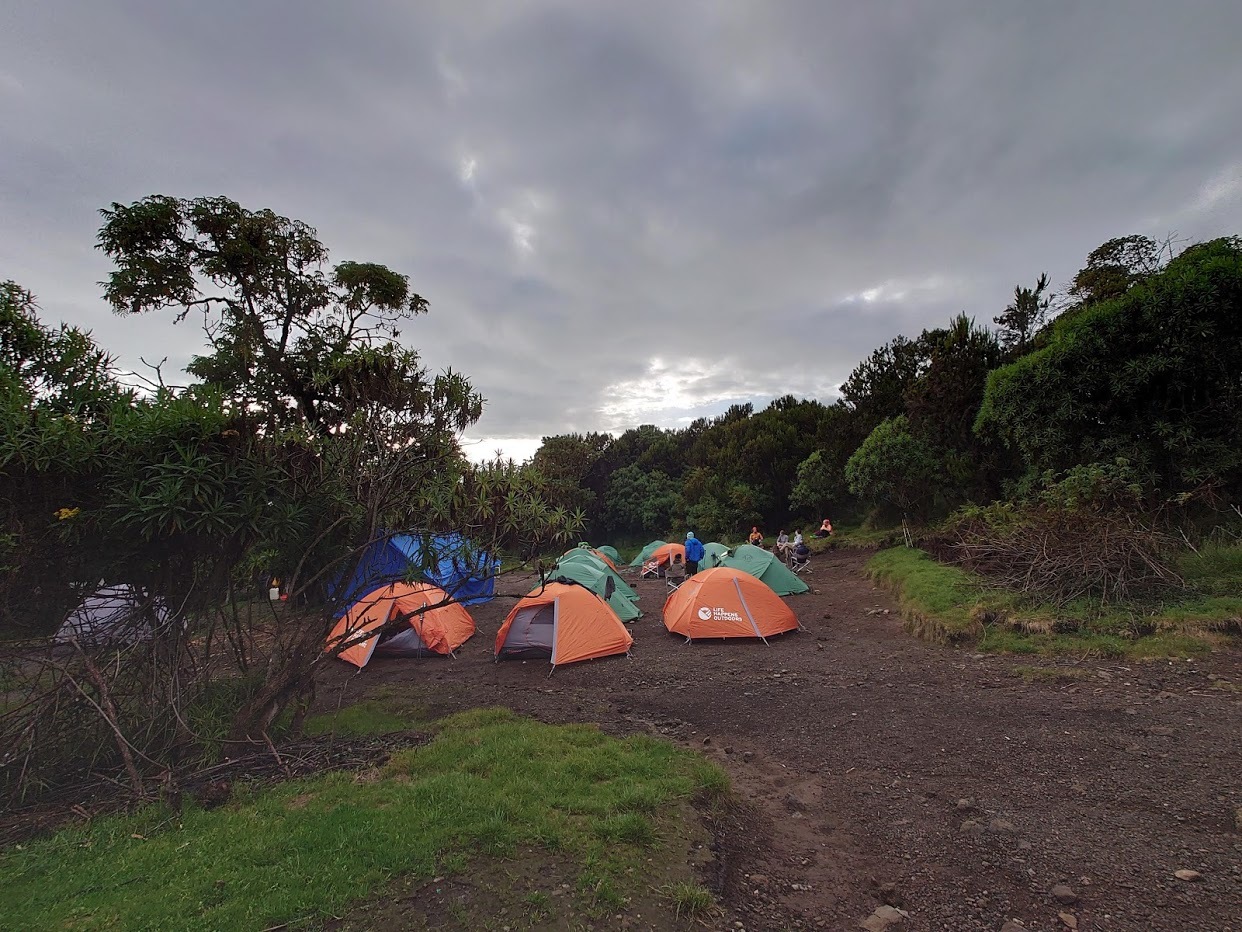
[497,603,556,659]
[375,625,430,657]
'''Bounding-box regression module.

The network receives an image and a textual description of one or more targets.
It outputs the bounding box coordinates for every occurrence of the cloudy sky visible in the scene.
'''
[3,1,1241,462]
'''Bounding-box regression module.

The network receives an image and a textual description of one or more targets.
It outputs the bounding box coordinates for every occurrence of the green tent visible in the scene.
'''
[559,550,640,602]
[717,544,809,596]
[595,545,621,564]
[549,563,640,622]
[629,540,668,567]
[702,542,731,569]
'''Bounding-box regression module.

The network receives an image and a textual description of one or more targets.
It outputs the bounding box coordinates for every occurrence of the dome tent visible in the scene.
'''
[330,531,498,614]
[55,584,171,646]
[715,544,809,596]
[564,545,620,571]
[662,567,799,643]
[557,550,639,602]
[702,542,731,569]
[548,561,640,622]
[325,582,476,668]
[495,582,633,668]
[629,540,668,567]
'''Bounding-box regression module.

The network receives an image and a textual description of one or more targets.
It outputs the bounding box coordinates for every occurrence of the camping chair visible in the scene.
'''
[666,554,687,591]
[789,546,811,575]
[640,559,661,579]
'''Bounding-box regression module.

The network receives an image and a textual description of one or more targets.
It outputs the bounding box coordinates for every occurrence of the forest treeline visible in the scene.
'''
[530,234,1242,543]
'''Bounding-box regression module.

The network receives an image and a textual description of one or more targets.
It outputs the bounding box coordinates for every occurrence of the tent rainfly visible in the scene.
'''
[55,584,171,646]
[557,550,640,602]
[495,582,633,668]
[325,582,476,668]
[715,544,809,596]
[662,567,799,643]
[548,562,640,622]
[629,540,668,567]
[331,531,498,614]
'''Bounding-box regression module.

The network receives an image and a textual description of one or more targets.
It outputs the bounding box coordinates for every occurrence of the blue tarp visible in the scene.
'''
[330,532,499,612]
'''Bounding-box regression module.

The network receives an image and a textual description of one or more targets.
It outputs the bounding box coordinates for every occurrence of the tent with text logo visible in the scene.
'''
[715,543,809,595]
[324,582,476,668]
[662,567,799,643]
[495,581,633,667]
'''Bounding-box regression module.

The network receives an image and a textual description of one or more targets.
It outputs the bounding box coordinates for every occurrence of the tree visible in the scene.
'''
[529,432,612,521]
[598,464,680,537]
[976,236,1242,497]
[993,273,1051,354]
[1066,234,1165,308]
[98,195,442,435]
[0,198,581,803]
[789,450,845,516]
[845,416,942,519]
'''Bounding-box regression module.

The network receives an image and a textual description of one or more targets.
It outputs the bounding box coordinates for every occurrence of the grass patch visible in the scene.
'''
[1011,665,1091,684]
[868,546,1235,658]
[866,546,1016,643]
[661,880,720,920]
[820,523,906,549]
[0,708,726,931]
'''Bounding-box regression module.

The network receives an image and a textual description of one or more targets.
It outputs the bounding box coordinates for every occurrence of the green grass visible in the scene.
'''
[866,546,1017,642]
[303,691,432,738]
[0,708,727,931]
[661,880,719,920]
[817,523,906,549]
[867,546,1240,658]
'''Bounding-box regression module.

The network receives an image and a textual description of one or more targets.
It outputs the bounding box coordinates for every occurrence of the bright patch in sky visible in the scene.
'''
[841,275,958,307]
[460,435,544,464]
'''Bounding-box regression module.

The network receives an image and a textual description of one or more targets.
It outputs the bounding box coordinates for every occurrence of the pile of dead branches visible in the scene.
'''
[943,506,1184,605]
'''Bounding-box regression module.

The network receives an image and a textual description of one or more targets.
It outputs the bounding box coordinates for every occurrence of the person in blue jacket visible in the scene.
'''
[684,531,705,576]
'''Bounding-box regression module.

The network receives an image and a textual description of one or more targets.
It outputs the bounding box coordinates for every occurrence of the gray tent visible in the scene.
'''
[55,585,171,646]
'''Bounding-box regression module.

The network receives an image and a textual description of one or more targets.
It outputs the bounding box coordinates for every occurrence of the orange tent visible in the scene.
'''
[495,582,633,667]
[640,542,686,576]
[662,567,799,643]
[325,582,476,668]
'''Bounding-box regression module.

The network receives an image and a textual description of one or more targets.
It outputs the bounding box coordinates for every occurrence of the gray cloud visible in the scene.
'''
[3,1,1241,455]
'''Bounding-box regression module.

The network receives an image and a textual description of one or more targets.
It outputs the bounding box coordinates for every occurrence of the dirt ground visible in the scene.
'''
[318,550,1242,932]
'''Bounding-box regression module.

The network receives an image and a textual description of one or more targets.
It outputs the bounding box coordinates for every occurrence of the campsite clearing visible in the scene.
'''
[318,548,1242,931]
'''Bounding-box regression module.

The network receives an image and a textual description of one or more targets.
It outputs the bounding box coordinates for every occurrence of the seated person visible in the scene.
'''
[775,529,790,554]
[812,518,833,538]
[792,529,804,548]
[747,526,764,547]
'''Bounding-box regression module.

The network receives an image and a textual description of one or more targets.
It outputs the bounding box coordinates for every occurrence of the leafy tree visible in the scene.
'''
[845,416,942,519]
[839,335,934,434]
[1066,234,1165,308]
[1,197,581,802]
[529,432,611,520]
[976,237,1242,496]
[993,273,1051,354]
[598,464,680,537]
[98,195,446,435]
